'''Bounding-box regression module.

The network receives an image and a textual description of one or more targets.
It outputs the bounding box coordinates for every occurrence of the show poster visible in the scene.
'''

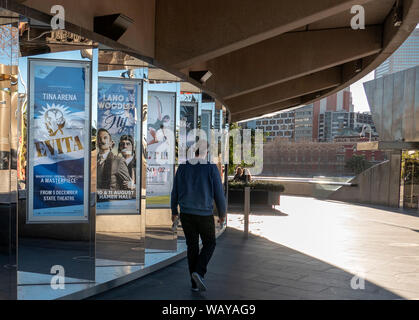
[146,91,175,208]
[97,78,141,214]
[28,59,91,223]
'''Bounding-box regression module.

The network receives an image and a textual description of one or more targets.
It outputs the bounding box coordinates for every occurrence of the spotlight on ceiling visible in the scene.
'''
[94,14,133,41]
[189,70,213,84]
[393,1,403,27]
[355,59,363,73]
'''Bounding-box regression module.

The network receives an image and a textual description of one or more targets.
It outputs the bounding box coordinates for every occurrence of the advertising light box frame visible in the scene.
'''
[96,77,143,215]
[27,58,92,224]
[146,90,177,209]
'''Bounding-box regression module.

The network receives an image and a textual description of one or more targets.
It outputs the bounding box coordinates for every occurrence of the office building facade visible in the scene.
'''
[375,28,419,78]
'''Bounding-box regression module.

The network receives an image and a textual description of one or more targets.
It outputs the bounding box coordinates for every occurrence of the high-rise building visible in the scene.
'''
[375,28,419,78]
[312,87,353,141]
[240,87,357,143]
[262,138,386,177]
[318,111,377,142]
[244,110,295,142]
[294,104,314,142]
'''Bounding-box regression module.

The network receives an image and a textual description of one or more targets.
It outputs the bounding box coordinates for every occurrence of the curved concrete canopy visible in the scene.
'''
[8,0,419,121]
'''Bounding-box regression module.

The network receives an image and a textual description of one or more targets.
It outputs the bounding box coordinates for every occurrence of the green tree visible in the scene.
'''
[401,151,419,184]
[345,154,371,175]
[91,127,97,150]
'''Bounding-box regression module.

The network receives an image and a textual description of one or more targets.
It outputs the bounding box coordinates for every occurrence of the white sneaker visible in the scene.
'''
[192,272,207,291]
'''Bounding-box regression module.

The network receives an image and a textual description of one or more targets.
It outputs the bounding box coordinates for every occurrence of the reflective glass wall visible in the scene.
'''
[0,9,18,300]
[95,52,147,266]
[0,5,228,299]
[401,150,419,209]
[17,33,97,285]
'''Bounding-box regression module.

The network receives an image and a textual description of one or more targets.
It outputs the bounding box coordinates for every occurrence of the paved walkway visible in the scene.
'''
[90,196,419,300]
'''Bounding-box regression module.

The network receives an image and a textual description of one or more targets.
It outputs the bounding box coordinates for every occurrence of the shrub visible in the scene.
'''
[228,180,285,192]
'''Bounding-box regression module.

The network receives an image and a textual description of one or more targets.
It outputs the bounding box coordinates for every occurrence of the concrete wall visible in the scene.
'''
[279,181,343,199]
[329,152,401,207]
[364,65,419,142]
[265,151,402,207]
[280,182,317,197]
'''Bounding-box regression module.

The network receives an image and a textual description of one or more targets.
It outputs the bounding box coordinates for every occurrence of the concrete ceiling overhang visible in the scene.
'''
[155,0,419,122]
[7,0,419,122]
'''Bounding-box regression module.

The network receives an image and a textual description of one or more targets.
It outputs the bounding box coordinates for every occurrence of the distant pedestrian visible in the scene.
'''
[233,166,244,182]
[243,168,252,183]
[233,166,251,183]
[171,140,226,292]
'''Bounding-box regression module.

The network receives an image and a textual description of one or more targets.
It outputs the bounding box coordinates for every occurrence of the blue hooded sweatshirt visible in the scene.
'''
[171,161,226,218]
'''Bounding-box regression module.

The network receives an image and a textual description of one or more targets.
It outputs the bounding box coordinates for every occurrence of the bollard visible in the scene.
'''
[244,186,250,239]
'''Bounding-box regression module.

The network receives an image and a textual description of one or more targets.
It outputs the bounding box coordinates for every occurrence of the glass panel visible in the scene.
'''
[145,79,180,252]
[17,25,96,284]
[402,151,419,209]
[0,4,228,299]
[146,90,176,208]
[201,110,212,160]
[0,9,18,300]
[95,51,146,266]
[180,104,197,143]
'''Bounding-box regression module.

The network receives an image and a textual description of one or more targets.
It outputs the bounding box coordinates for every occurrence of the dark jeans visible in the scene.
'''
[180,213,216,285]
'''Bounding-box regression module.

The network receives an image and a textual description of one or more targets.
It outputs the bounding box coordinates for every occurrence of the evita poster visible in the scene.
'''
[27,59,91,223]
[97,78,142,214]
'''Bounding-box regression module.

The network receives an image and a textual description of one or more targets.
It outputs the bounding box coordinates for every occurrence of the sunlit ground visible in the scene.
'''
[228,196,419,299]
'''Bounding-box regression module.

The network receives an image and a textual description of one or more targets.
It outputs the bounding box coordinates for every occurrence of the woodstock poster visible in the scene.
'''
[96,77,141,214]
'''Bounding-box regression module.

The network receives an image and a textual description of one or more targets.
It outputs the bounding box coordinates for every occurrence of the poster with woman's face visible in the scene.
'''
[97,78,141,214]
[146,91,175,208]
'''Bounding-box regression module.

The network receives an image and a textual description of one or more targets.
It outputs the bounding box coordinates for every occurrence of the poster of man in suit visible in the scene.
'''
[97,78,141,214]
[97,128,131,191]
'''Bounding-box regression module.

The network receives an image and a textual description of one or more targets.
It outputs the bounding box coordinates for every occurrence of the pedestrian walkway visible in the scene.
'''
[90,196,419,300]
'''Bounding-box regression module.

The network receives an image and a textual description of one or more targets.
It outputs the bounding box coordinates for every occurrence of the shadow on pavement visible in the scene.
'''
[325,199,419,218]
[89,227,404,300]
[228,205,288,216]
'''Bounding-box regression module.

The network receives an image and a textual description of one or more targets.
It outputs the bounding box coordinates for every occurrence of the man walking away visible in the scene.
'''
[171,142,226,292]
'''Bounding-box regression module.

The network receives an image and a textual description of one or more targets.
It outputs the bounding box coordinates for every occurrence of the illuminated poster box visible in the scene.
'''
[27,59,91,223]
[97,77,142,215]
[146,91,176,208]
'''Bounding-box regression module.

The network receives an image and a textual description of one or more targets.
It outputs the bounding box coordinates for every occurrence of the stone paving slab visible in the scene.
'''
[91,196,419,300]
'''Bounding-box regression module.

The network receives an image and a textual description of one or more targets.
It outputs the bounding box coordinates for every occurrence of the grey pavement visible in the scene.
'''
[90,196,419,300]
